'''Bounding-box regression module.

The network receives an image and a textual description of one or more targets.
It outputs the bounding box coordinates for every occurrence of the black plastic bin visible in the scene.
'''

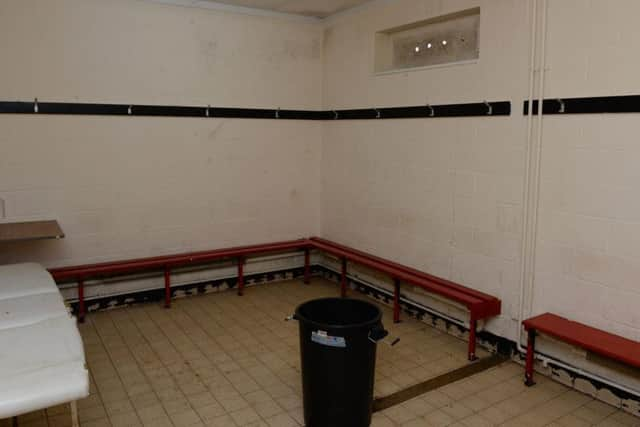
[294,298,388,427]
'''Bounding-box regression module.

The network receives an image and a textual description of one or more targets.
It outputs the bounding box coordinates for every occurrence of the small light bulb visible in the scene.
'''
[442,40,448,46]
[414,45,421,53]
[427,42,432,49]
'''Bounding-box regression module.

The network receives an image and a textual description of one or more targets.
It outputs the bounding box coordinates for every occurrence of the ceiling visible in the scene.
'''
[201,0,373,18]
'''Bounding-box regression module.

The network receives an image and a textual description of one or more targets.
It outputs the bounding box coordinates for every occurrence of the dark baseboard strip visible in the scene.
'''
[373,354,508,412]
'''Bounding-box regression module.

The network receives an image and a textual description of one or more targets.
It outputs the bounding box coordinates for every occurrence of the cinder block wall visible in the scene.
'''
[2,0,640,396]
[321,0,640,393]
[533,0,640,342]
[0,0,323,267]
[321,0,529,341]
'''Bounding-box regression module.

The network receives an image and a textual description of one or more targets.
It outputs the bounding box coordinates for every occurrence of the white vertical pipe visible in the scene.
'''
[514,0,638,399]
[526,0,548,316]
[517,0,547,347]
[517,0,540,350]
[518,0,547,348]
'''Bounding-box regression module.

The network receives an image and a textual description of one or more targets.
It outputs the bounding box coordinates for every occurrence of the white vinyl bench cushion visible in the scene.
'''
[0,263,89,419]
[0,263,60,299]
[0,292,67,330]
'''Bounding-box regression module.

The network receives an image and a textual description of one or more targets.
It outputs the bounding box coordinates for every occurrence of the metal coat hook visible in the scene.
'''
[333,110,339,120]
[484,100,493,115]
[374,108,381,119]
[557,98,565,113]
[206,105,210,117]
[426,104,434,117]
[127,105,133,115]
[275,108,280,119]
[34,98,39,113]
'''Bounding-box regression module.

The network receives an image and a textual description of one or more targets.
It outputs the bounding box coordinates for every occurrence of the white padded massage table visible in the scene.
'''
[0,263,89,425]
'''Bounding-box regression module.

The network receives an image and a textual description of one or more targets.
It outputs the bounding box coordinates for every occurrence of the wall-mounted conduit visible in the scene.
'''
[523,94,640,115]
[0,100,510,120]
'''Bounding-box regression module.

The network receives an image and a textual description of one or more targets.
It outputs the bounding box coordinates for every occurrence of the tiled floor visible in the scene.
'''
[3,278,639,426]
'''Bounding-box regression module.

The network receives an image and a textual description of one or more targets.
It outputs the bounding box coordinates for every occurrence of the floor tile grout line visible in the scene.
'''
[375,347,577,424]
[76,279,639,427]
[106,308,181,426]
[181,288,304,417]
[490,388,573,425]
[132,304,218,426]
[185,287,302,376]
[175,293,301,423]
[373,354,509,412]
[97,282,483,424]
[123,306,209,424]
[164,299,298,424]
[178,298,279,379]
[75,317,117,426]
[498,388,596,427]
[481,378,569,424]
[165,299,267,385]
[90,313,143,427]
[96,310,165,426]
[188,290,296,358]
[140,299,276,424]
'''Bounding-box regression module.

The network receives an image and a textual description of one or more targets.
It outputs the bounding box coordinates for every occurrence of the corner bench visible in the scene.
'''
[308,237,502,361]
[48,237,502,363]
[523,313,640,386]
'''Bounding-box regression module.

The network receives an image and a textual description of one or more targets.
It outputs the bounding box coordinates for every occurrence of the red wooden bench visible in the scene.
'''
[49,239,311,321]
[308,237,501,361]
[522,313,640,386]
[49,236,502,361]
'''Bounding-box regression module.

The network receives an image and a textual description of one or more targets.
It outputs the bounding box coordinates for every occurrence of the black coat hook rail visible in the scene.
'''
[0,100,510,120]
[523,94,640,115]
[326,101,510,120]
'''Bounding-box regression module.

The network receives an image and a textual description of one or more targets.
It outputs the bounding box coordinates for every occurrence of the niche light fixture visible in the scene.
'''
[413,39,448,55]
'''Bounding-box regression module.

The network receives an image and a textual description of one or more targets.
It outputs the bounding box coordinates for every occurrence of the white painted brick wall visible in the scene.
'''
[0,0,323,267]
[2,0,640,394]
[322,0,640,363]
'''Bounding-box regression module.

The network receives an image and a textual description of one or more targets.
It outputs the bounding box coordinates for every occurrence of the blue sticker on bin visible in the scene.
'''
[311,330,346,348]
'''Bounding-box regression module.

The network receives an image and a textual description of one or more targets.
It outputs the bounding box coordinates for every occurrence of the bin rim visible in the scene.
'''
[294,297,383,331]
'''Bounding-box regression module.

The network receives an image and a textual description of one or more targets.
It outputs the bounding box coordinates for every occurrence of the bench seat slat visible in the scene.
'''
[524,313,640,368]
[312,240,484,307]
[49,239,309,281]
[309,237,503,361]
[310,237,499,303]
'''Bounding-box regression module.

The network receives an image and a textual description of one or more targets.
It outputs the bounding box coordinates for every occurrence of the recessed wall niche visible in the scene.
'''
[374,8,480,74]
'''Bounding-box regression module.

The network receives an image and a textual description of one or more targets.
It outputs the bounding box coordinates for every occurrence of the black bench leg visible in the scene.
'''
[525,329,536,386]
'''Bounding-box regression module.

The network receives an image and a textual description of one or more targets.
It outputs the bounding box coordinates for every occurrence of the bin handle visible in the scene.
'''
[369,327,400,346]
[368,327,388,343]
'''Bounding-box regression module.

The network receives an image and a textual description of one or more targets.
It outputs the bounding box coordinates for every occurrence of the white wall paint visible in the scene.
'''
[322,0,530,340]
[321,0,640,394]
[0,0,323,267]
[534,0,640,342]
[2,0,640,395]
